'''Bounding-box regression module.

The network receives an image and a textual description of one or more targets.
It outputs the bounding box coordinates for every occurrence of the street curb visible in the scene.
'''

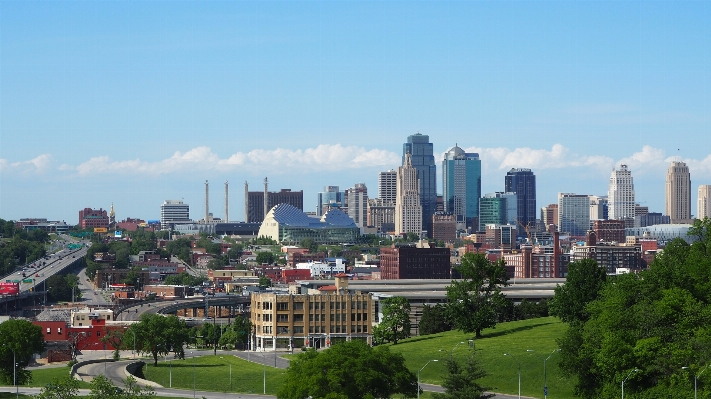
[125,361,164,388]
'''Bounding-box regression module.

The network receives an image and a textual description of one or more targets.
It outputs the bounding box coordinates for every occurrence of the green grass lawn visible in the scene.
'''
[142,354,285,395]
[139,317,573,398]
[386,316,573,399]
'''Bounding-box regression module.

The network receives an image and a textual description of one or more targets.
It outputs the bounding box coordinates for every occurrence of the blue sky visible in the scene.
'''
[1,1,710,223]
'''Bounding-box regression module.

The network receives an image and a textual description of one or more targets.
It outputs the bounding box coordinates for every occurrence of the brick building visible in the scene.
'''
[79,208,109,230]
[379,245,451,279]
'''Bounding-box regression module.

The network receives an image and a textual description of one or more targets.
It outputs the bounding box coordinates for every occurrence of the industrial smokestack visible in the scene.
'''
[263,177,269,220]
[244,181,249,222]
[205,180,209,222]
[225,181,229,223]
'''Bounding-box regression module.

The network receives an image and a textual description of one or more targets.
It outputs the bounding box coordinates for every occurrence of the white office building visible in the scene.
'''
[378,170,397,204]
[608,165,635,220]
[160,200,190,230]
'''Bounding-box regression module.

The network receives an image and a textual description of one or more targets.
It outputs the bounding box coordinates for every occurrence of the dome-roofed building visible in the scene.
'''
[257,204,360,245]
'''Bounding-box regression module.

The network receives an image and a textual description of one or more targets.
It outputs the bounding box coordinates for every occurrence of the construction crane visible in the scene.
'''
[515,219,534,246]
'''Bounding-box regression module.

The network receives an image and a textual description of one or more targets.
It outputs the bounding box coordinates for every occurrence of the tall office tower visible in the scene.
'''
[160,200,190,230]
[403,133,437,237]
[699,185,711,220]
[245,183,304,223]
[666,161,692,223]
[505,168,536,236]
[395,153,423,236]
[479,193,508,231]
[442,145,482,231]
[316,186,345,216]
[589,195,609,220]
[608,165,635,220]
[347,183,368,230]
[558,193,591,236]
[541,204,558,230]
[378,170,397,204]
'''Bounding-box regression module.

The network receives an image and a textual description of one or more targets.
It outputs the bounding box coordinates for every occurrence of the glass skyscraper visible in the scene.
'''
[505,168,536,237]
[442,145,481,231]
[403,133,437,237]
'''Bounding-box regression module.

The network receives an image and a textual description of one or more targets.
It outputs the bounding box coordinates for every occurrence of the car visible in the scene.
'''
[35,274,39,277]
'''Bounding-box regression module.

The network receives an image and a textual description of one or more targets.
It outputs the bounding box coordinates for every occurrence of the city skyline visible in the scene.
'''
[1,2,710,222]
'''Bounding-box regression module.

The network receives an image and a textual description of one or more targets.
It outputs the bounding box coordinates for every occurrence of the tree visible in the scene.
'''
[47,274,73,302]
[0,319,45,385]
[419,304,452,335]
[299,238,318,254]
[432,353,494,399]
[373,296,411,344]
[258,275,272,288]
[277,340,417,399]
[227,243,243,262]
[446,253,509,338]
[206,258,225,270]
[89,375,156,398]
[256,251,275,265]
[129,314,189,366]
[34,376,79,399]
[549,258,607,325]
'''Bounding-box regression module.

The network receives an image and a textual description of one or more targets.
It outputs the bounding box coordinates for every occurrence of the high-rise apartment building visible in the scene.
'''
[665,161,692,223]
[442,145,481,231]
[403,133,437,237]
[558,193,591,236]
[608,165,635,220]
[160,200,190,230]
[316,186,345,217]
[699,185,711,220]
[378,170,397,204]
[479,193,508,231]
[395,153,423,236]
[505,169,536,236]
[347,183,368,230]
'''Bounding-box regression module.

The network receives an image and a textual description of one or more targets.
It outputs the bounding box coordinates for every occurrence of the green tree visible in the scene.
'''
[34,376,79,399]
[0,319,45,385]
[277,340,417,399]
[549,258,607,325]
[256,251,275,265]
[89,375,156,398]
[47,274,73,302]
[227,243,243,262]
[299,238,318,254]
[373,296,411,344]
[432,352,494,399]
[206,258,225,270]
[419,303,452,335]
[258,275,272,288]
[129,314,189,366]
[446,253,509,338]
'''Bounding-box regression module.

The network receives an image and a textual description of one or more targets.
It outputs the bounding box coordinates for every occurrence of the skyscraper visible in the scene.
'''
[160,200,190,230]
[608,165,635,220]
[316,186,345,216]
[665,161,692,223]
[505,168,536,236]
[347,183,368,231]
[558,193,590,236]
[378,170,397,204]
[395,153,423,236]
[479,193,508,231]
[699,185,711,220]
[442,145,481,231]
[403,133,437,237]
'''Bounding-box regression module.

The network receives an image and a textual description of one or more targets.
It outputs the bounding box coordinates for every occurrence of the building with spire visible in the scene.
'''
[608,165,635,221]
[395,153,423,236]
[442,145,481,231]
[403,133,436,237]
[665,161,692,224]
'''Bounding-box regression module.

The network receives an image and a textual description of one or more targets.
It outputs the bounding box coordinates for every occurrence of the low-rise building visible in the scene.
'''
[380,245,451,279]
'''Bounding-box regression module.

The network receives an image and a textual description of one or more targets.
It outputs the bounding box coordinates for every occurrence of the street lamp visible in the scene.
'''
[125,328,136,360]
[3,345,17,399]
[220,356,232,391]
[683,364,710,399]
[621,368,639,399]
[418,359,438,399]
[263,348,267,395]
[504,353,522,399]
[191,351,196,399]
[527,349,560,399]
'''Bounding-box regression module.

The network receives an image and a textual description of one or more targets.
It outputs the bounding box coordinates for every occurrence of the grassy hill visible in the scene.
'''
[386,316,575,399]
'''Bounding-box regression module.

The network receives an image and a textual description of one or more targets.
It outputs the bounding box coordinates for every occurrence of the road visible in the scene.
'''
[76,266,111,305]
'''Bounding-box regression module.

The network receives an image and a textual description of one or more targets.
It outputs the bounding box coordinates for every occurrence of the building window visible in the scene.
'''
[58,328,62,334]
[294,302,303,310]
[294,314,304,322]
[277,303,289,311]
[277,314,289,322]
[46,328,51,334]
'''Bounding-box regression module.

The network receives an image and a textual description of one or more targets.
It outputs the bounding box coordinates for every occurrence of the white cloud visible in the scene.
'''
[68,144,400,176]
[460,144,614,172]
[0,154,52,175]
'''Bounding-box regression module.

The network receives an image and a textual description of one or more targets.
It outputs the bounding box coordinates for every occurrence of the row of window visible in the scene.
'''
[258,313,369,323]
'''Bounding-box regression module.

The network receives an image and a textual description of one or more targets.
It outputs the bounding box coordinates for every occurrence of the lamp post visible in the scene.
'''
[191,351,196,399]
[418,359,438,399]
[4,345,17,399]
[527,349,560,399]
[263,348,266,395]
[621,368,639,399]
[504,353,522,399]
[220,356,232,391]
[126,328,136,360]
[683,365,710,399]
